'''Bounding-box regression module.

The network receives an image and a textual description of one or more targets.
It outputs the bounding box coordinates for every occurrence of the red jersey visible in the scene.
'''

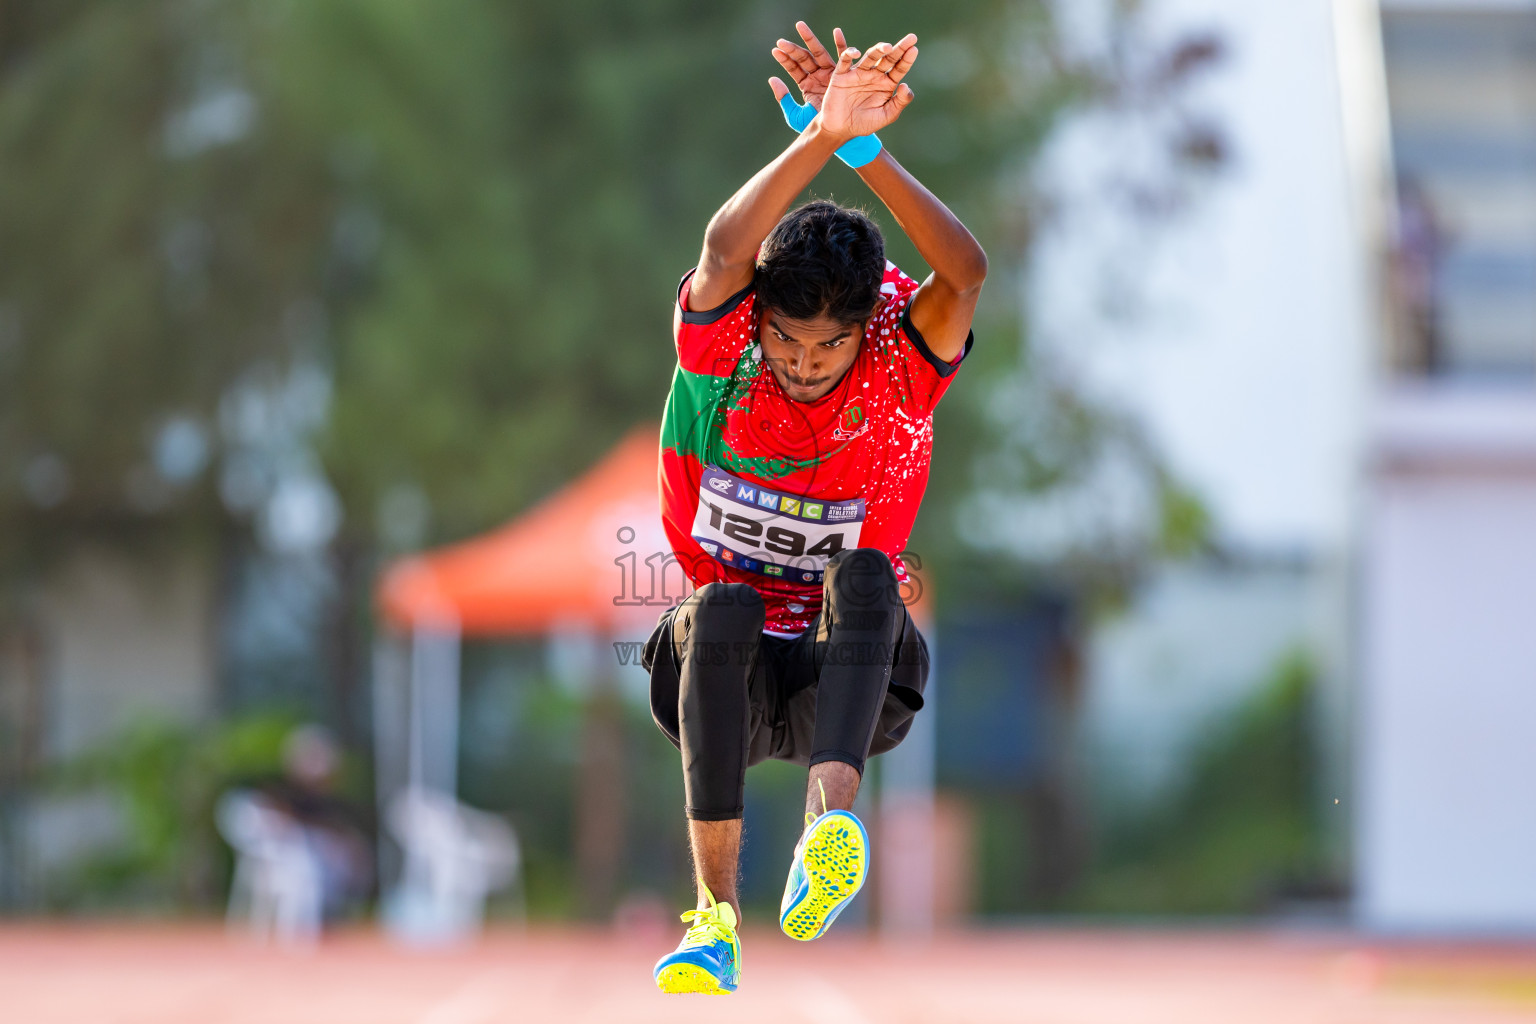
[659,261,971,636]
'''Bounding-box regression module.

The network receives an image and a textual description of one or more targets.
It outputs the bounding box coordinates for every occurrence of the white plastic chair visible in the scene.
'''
[216,789,323,947]
[383,786,521,944]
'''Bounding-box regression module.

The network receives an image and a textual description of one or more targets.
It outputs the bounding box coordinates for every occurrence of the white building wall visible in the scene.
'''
[1358,388,1536,932]
[1356,0,1536,934]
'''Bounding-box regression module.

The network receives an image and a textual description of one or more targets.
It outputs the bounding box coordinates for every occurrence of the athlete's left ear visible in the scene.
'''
[862,296,888,333]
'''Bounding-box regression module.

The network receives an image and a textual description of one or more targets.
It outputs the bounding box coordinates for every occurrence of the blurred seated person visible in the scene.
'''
[248,723,373,922]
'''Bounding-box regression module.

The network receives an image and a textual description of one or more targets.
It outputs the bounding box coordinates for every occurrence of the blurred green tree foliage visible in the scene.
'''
[0,0,1068,564]
[1070,651,1331,915]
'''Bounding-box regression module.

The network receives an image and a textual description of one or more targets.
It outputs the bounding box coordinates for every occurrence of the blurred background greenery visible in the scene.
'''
[0,0,1341,924]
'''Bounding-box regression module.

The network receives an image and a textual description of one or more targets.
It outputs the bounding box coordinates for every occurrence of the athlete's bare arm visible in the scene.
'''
[689,43,919,312]
[772,23,987,362]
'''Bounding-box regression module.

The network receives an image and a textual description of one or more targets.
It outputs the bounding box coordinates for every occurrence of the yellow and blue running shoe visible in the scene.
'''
[779,797,870,941]
[653,884,741,995]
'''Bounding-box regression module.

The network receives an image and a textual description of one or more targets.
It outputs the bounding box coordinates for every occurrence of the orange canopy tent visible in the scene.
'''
[378,423,674,637]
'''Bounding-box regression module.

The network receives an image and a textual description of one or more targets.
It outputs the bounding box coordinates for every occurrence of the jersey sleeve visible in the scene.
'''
[673,268,757,376]
[878,263,975,415]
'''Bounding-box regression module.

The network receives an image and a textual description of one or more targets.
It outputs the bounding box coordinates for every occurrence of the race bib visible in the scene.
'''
[691,466,864,585]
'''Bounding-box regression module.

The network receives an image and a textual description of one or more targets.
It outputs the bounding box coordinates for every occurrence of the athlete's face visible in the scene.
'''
[758,308,868,404]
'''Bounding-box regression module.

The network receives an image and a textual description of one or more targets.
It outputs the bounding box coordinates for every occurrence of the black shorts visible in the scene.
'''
[641,598,930,770]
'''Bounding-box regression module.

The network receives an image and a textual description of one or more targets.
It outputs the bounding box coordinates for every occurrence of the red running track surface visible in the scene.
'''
[3,924,1536,1023]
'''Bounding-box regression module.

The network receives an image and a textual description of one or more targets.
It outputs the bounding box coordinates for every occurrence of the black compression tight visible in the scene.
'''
[673,581,763,822]
[808,548,905,773]
[674,548,905,821]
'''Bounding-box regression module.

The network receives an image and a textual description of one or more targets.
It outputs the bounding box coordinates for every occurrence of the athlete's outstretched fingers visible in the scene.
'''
[858,43,891,71]
[775,38,809,61]
[888,42,919,85]
[769,76,792,103]
[776,39,820,77]
[796,21,834,68]
[772,48,807,87]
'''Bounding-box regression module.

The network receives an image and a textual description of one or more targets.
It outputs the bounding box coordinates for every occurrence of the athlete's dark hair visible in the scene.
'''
[754,200,885,326]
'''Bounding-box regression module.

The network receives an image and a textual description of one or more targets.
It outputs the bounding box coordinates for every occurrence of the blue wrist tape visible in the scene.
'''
[778,94,882,169]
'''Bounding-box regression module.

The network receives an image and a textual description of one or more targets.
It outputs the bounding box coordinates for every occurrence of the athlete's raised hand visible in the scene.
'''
[769,22,847,111]
[815,35,918,140]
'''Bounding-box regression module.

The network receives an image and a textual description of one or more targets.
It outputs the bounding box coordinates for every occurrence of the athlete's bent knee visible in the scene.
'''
[828,548,899,612]
[689,582,765,637]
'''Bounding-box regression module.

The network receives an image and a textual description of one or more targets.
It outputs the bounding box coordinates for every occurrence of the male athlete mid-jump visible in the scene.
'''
[644,21,986,994]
